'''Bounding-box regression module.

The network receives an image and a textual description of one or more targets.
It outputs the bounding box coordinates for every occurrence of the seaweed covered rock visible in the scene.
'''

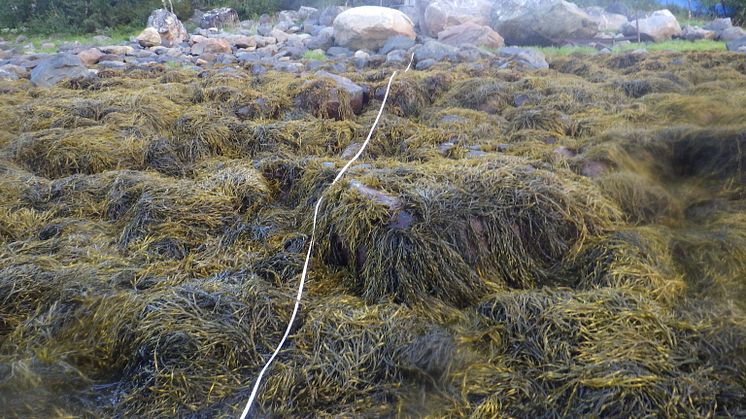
[317,158,620,306]
[333,6,416,51]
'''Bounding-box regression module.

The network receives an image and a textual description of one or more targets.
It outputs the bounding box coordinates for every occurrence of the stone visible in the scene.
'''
[492,0,599,46]
[253,36,277,48]
[414,39,459,63]
[0,69,18,81]
[200,7,239,29]
[307,26,334,50]
[270,28,290,44]
[327,46,352,57]
[727,36,746,52]
[146,9,188,47]
[137,28,161,48]
[622,10,681,42]
[99,45,134,55]
[77,48,104,66]
[437,22,504,48]
[30,53,91,87]
[682,25,717,41]
[191,38,232,55]
[379,35,416,55]
[719,26,746,42]
[416,0,493,37]
[386,49,408,65]
[98,60,127,69]
[319,6,346,26]
[313,70,366,118]
[333,6,416,51]
[585,6,627,33]
[497,47,548,69]
[223,35,256,49]
[415,58,437,70]
[0,64,27,79]
[704,17,732,32]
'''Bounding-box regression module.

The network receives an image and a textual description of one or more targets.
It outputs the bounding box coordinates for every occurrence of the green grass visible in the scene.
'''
[303,50,327,61]
[18,25,140,49]
[536,39,726,57]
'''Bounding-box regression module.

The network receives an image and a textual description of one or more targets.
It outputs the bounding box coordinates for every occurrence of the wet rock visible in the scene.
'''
[146,9,188,47]
[417,0,493,37]
[437,22,504,48]
[622,10,682,42]
[333,6,416,51]
[30,53,91,87]
[191,38,232,55]
[200,7,239,29]
[137,28,161,48]
[77,48,104,66]
[341,142,363,159]
[492,0,598,46]
[315,70,366,116]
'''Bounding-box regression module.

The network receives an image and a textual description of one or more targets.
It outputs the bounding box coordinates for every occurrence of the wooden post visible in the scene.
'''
[636,15,641,43]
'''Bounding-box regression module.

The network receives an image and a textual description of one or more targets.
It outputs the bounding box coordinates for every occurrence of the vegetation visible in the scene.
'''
[537,39,726,56]
[0,48,745,417]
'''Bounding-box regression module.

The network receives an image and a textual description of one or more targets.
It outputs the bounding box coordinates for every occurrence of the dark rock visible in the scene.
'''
[414,40,459,63]
[251,63,267,75]
[30,53,90,87]
[146,9,188,47]
[307,26,334,50]
[379,35,416,55]
[719,26,746,42]
[415,58,436,70]
[319,6,346,26]
[727,36,746,52]
[386,49,408,66]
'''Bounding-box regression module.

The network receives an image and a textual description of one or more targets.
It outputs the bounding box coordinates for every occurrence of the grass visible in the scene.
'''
[303,50,327,61]
[536,39,727,56]
[17,25,141,49]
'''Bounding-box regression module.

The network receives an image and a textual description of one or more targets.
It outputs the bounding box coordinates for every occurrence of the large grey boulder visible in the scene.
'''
[497,47,548,69]
[146,9,188,47]
[622,10,681,42]
[30,54,90,87]
[319,6,346,26]
[200,7,239,29]
[492,0,598,46]
[682,25,717,41]
[719,26,746,42]
[414,39,459,62]
[136,27,161,48]
[585,6,627,33]
[333,6,416,51]
[727,36,746,52]
[307,27,335,50]
[416,0,493,37]
[437,22,504,48]
[704,17,732,32]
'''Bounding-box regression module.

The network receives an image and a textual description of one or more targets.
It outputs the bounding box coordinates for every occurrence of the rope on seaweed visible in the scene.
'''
[239,54,414,419]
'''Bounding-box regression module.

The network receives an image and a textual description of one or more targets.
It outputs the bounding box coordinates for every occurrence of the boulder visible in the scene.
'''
[437,22,504,48]
[0,69,18,81]
[77,48,104,66]
[622,10,681,42]
[30,53,90,87]
[719,26,746,42]
[727,36,746,52]
[137,28,161,48]
[414,39,459,62]
[146,9,188,47]
[270,28,290,44]
[307,26,335,50]
[416,0,493,37]
[223,35,256,49]
[319,6,346,26]
[492,0,599,46]
[585,7,627,33]
[315,70,366,116]
[682,25,717,41]
[333,6,416,51]
[704,17,732,32]
[200,7,239,29]
[380,35,416,55]
[191,38,232,55]
[0,64,28,79]
[99,45,134,55]
[605,1,630,18]
[497,47,548,69]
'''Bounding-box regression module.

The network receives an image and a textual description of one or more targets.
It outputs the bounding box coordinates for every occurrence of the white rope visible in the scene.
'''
[239,55,414,419]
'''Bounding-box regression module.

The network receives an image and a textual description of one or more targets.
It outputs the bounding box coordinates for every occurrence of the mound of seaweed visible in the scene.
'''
[1,49,745,417]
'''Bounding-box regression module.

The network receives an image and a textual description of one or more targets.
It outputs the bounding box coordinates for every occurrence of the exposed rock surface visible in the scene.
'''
[30,53,90,87]
[492,0,599,46]
[585,6,628,32]
[333,6,416,51]
[437,22,504,48]
[137,27,161,48]
[200,7,239,29]
[416,0,493,37]
[77,48,104,66]
[622,10,681,42]
[146,9,188,47]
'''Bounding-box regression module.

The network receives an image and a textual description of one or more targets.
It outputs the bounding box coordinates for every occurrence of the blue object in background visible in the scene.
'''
[654,0,734,16]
